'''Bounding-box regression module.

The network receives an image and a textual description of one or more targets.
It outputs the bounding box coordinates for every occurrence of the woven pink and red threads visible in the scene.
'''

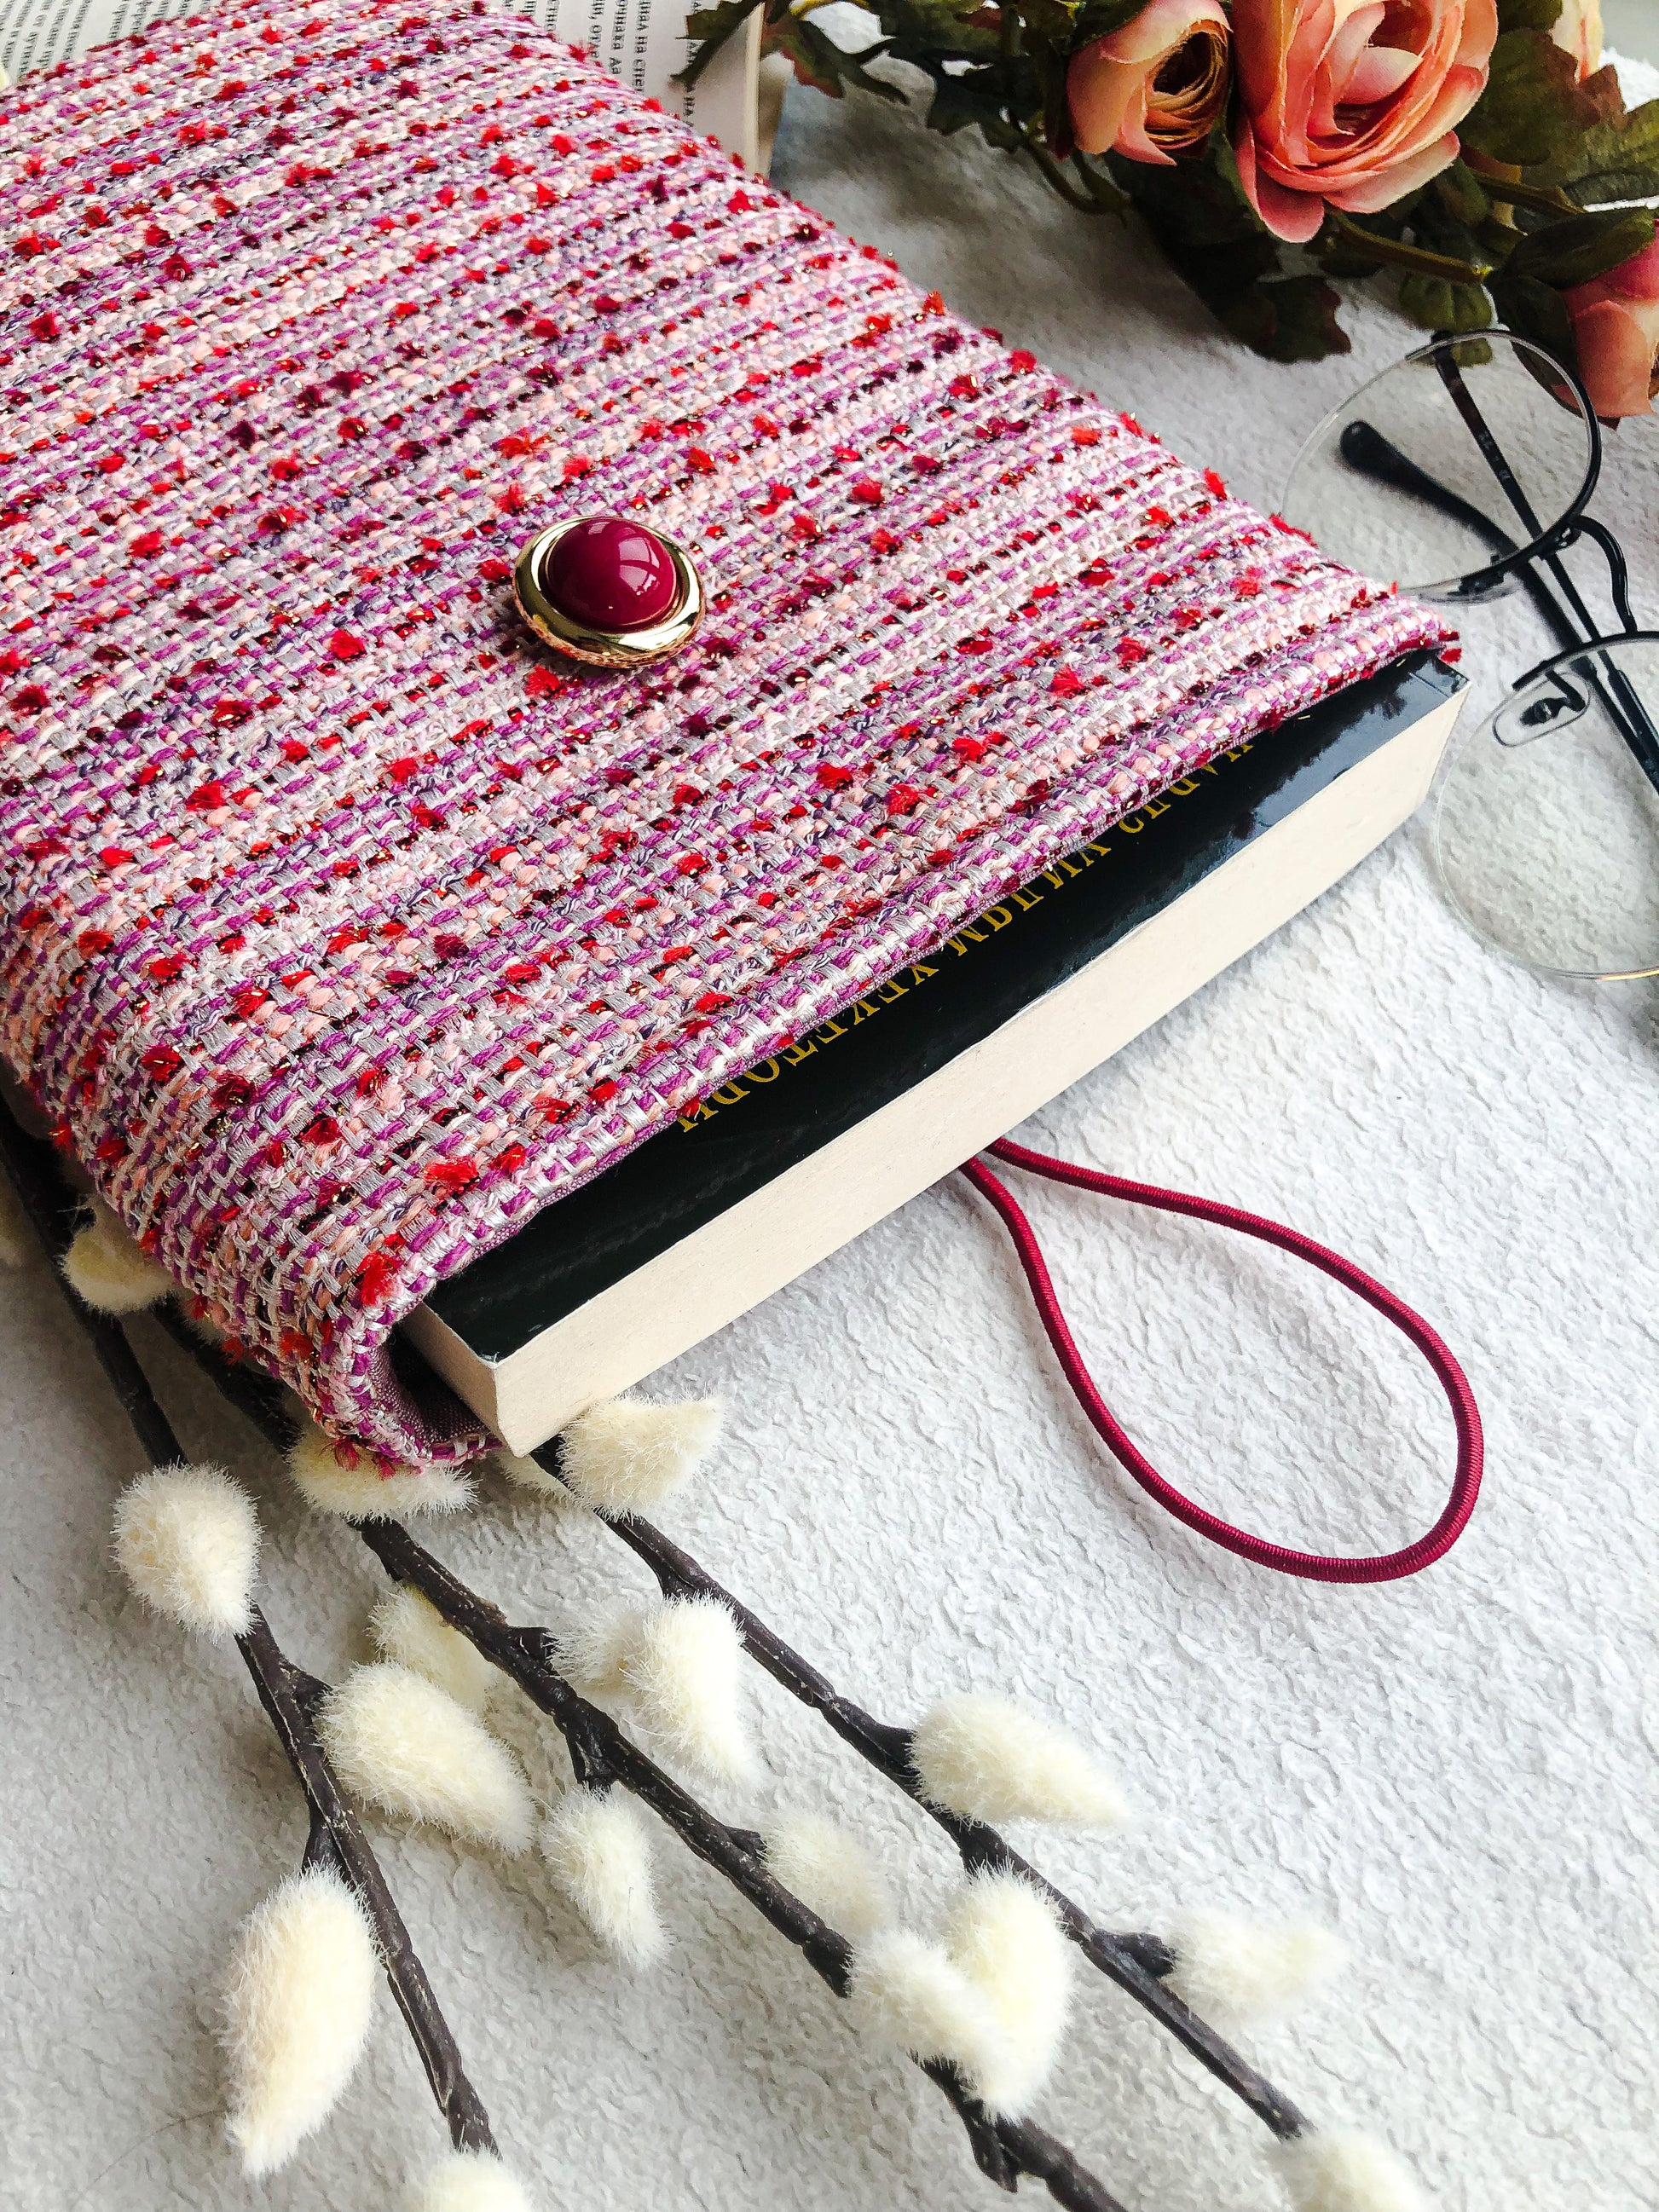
[0,1,1448,1461]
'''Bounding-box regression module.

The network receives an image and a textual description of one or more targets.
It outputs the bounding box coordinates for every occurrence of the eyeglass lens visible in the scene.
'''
[1434,636,1659,982]
[1281,335,1597,599]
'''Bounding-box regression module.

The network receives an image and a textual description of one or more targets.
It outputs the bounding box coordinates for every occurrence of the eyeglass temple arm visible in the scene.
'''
[1431,351,1623,656]
[1336,419,1583,652]
[1445,333,1659,784]
[1346,382,1659,794]
[1569,516,1639,638]
[1545,515,1659,791]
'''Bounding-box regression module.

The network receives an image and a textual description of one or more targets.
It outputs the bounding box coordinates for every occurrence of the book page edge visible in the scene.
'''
[404,690,1461,1452]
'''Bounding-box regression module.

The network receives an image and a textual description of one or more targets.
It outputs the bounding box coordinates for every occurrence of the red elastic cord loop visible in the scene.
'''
[962,1137,1483,1585]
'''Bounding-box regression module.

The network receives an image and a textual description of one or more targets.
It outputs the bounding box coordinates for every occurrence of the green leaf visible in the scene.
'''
[679,0,766,90]
[1496,0,1559,26]
[1435,160,1492,228]
[1113,141,1265,251]
[864,0,999,61]
[1216,276,1350,365]
[1010,0,1084,44]
[1461,29,1586,168]
[1066,151,1130,211]
[1398,271,1494,333]
[1505,205,1656,286]
[764,15,906,100]
[1558,95,1659,203]
[1486,268,1580,378]
[919,61,1022,143]
[1207,132,1264,226]
[1567,161,1659,205]
[1069,0,1152,39]
[1410,199,1489,272]
[1122,160,1344,359]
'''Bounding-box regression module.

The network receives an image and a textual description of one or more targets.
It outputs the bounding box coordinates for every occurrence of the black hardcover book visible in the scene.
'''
[405,650,1464,1447]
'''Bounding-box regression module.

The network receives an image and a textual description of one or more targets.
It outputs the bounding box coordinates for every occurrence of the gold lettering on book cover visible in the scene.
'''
[672,744,1257,1129]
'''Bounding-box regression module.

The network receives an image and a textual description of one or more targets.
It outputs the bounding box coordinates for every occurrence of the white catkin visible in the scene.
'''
[555,1597,652,1700]
[558,1595,754,1781]
[944,1872,1074,2117]
[287,1421,475,1520]
[556,1397,722,1510]
[540,1787,666,1967]
[494,1447,583,1502]
[318,1665,535,1852]
[620,1596,753,1781]
[1273,2132,1425,2212]
[407,2151,535,2212]
[910,1693,1127,1828]
[762,1811,894,1942]
[369,1585,497,1713]
[111,1463,260,1638]
[1169,1909,1347,2022]
[223,1868,377,2178]
[61,1197,172,1313]
[847,1929,1013,2105]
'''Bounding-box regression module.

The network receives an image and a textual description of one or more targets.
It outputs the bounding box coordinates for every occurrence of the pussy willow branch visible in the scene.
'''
[356,1518,1129,2212]
[0,1109,496,2158]
[139,1283,1306,2143]
[528,1441,1308,2141]
[132,1302,1130,2209]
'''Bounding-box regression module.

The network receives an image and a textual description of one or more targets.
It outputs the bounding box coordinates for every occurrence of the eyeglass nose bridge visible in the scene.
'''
[1439,511,1591,609]
[1494,671,1590,747]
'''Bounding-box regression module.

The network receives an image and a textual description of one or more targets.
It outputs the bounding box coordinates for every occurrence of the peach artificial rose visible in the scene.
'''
[1551,0,1601,79]
[1564,237,1659,419]
[1068,0,1232,164]
[1232,0,1500,245]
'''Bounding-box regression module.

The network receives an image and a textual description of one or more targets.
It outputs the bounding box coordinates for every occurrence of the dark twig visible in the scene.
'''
[35,1168,1133,2207]
[530,1444,1309,2140]
[356,1520,1130,2212]
[0,1106,496,2157]
[139,1284,1309,2141]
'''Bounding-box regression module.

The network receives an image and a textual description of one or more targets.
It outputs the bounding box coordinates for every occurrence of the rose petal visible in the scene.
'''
[1568,299,1659,419]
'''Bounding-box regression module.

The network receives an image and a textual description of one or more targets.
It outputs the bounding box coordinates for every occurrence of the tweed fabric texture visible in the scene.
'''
[0,0,1448,1462]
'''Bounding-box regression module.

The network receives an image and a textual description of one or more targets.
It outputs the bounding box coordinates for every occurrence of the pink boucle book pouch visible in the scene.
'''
[0,0,1447,1464]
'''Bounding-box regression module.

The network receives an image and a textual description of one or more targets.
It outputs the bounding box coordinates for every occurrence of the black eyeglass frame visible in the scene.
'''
[1297,326,1659,978]
[1361,330,1608,609]
[1315,326,1657,783]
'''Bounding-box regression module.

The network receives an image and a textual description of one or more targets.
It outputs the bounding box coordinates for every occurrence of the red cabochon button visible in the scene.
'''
[541,516,679,631]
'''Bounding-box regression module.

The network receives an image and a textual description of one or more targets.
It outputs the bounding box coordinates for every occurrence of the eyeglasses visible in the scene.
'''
[1281,330,1659,985]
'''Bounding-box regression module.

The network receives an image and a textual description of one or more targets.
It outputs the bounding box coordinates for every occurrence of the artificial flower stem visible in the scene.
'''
[1327,211,1491,284]
[1020,124,1113,217]
[1478,176,1581,217]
